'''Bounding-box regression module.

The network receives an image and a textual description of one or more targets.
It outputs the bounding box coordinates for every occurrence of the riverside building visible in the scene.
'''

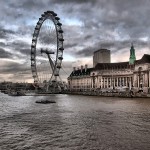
[68,45,150,93]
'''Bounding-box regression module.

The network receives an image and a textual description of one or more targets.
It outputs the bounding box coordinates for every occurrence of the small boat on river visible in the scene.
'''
[35,99,56,104]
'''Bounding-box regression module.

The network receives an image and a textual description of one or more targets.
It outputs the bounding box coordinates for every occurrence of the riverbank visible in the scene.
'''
[1,89,150,98]
[66,91,150,98]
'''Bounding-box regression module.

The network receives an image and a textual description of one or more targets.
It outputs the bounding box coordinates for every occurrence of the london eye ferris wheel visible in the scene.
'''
[31,11,64,89]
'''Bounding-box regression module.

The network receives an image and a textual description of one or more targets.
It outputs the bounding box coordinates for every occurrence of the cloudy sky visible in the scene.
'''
[0,0,150,82]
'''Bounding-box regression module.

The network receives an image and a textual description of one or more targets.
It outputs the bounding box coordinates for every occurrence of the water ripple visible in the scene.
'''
[0,93,150,150]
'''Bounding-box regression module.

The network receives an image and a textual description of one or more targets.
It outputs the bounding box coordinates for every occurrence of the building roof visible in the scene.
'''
[94,61,130,70]
[68,54,150,78]
[69,68,93,77]
[135,54,150,64]
[94,54,150,70]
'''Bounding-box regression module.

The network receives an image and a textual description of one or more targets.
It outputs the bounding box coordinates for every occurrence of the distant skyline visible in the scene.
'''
[0,0,150,82]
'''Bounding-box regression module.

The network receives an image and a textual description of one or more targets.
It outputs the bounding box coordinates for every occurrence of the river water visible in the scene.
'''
[0,93,150,150]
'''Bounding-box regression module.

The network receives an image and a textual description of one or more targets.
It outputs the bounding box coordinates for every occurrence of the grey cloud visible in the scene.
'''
[0,27,15,39]
[8,0,46,11]
[64,43,78,49]
[6,40,31,58]
[0,42,6,47]
[0,60,30,74]
[75,39,149,57]
[76,47,94,57]
[0,48,12,58]
[0,0,150,82]
[11,40,30,48]
[51,0,97,4]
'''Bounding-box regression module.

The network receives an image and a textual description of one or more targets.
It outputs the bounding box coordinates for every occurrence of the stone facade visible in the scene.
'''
[68,47,150,93]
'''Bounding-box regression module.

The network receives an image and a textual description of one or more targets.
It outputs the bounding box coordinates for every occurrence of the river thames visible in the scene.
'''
[0,93,150,150]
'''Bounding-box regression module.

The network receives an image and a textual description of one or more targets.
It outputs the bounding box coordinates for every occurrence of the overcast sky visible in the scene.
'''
[0,0,150,82]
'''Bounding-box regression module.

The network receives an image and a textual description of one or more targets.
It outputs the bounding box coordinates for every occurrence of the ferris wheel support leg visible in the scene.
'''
[47,54,56,83]
[47,54,54,72]
[42,53,54,93]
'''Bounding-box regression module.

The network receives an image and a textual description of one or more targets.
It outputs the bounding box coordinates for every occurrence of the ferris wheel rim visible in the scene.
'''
[31,11,64,85]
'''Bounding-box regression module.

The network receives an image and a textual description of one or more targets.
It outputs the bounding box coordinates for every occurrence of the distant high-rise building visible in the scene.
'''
[93,49,110,67]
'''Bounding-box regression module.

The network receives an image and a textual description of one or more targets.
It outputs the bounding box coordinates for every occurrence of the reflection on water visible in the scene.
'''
[0,93,150,150]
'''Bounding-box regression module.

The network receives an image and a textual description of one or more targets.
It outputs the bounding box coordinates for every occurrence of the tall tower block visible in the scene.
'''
[93,49,111,67]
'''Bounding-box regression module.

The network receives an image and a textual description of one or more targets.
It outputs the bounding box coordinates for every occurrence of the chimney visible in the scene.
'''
[85,64,88,72]
[81,65,83,72]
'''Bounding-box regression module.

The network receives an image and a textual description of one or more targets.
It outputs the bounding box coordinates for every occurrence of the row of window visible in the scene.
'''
[73,86,91,88]
[99,77,132,82]
[71,77,132,84]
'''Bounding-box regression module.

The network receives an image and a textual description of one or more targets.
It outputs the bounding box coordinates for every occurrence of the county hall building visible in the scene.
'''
[68,45,150,93]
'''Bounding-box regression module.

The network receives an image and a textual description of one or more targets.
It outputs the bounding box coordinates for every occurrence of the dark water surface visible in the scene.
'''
[0,93,150,150]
